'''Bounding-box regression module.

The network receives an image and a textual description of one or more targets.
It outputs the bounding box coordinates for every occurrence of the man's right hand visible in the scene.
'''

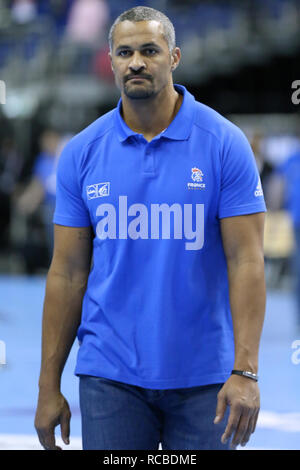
[34,390,71,450]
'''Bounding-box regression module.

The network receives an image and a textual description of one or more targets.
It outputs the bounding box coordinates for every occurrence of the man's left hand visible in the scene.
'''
[214,374,260,449]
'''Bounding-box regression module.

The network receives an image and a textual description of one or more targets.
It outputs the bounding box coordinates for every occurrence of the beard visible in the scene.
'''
[123,79,156,100]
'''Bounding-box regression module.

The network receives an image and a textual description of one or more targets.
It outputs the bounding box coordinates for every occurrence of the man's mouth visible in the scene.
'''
[126,76,151,82]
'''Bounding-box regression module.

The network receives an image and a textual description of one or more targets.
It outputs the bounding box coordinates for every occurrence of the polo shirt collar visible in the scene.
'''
[114,84,196,142]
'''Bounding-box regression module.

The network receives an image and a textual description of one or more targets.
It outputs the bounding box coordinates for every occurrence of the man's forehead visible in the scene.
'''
[113,20,166,47]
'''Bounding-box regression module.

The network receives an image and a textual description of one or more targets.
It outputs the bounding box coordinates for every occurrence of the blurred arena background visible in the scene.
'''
[0,0,300,450]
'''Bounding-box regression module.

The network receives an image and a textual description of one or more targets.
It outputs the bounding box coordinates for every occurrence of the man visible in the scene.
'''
[15,129,61,265]
[34,6,266,450]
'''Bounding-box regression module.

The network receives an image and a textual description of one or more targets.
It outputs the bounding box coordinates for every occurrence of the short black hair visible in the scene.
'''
[108,6,176,53]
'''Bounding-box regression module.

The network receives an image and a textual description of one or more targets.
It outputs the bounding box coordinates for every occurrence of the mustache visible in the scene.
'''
[124,74,153,82]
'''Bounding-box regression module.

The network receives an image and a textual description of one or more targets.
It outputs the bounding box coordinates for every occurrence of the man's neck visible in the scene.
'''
[120,85,183,142]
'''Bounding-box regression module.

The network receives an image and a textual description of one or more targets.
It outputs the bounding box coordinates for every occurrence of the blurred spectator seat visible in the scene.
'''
[264,210,294,287]
[264,210,294,258]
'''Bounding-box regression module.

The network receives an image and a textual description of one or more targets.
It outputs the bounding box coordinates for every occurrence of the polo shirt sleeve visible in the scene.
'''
[218,126,267,219]
[53,141,91,227]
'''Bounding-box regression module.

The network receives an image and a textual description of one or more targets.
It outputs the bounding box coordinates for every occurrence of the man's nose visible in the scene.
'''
[129,51,146,72]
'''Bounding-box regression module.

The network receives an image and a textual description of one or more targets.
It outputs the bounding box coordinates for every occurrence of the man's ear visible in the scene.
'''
[171,61,178,72]
[171,47,181,71]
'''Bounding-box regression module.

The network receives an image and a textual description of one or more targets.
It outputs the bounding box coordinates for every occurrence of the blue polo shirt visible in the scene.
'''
[54,84,266,389]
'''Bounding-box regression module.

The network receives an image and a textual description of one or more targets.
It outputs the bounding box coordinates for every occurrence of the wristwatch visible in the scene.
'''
[231,370,258,382]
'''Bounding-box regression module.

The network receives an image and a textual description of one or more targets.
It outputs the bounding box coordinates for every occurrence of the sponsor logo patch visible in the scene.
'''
[87,182,110,199]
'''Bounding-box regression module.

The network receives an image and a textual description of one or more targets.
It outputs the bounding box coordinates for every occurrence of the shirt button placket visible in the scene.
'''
[143,144,156,176]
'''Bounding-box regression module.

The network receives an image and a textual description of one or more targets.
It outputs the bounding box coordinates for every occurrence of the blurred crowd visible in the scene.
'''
[0,0,113,79]
[0,126,70,271]
[1,0,299,82]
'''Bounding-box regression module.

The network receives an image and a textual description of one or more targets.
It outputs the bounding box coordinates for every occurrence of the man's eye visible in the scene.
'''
[119,51,130,57]
[145,49,157,55]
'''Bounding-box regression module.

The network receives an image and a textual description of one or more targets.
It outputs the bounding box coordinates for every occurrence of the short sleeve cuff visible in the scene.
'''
[53,213,91,227]
[218,202,267,219]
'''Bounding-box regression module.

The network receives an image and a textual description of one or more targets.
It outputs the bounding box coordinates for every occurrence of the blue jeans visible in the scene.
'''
[79,375,231,450]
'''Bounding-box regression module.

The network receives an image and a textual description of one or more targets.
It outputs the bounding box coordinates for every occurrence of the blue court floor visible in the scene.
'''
[0,275,299,450]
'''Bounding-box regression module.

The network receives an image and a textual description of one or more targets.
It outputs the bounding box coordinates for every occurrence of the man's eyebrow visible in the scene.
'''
[115,42,161,52]
[140,42,160,49]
